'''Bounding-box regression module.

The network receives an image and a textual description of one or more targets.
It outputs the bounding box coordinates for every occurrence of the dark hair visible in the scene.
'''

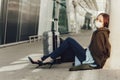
[97,13,110,28]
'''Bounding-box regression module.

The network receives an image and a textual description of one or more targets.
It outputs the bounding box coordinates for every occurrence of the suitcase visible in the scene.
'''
[43,30,60,56]
[43,0,60,58]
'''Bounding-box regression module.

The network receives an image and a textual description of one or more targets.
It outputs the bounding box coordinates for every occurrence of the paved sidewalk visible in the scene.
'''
[0,30,120,80]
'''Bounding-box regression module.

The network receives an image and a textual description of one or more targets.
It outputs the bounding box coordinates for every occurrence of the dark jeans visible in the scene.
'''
[41,37,86,63]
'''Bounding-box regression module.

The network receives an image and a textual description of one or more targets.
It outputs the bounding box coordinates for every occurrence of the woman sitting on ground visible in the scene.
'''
[28,13,111,71]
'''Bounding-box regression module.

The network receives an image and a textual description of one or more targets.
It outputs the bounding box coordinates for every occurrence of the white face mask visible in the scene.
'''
[95,21,103,28]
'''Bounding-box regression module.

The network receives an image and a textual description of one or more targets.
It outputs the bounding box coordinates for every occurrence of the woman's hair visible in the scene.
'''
[97,13,110,28]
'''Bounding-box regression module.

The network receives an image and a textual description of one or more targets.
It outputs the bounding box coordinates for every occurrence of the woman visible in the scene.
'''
[28,13,111,70]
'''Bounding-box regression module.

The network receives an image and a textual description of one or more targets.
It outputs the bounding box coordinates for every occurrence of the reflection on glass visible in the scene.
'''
[0,0,40,44]
[52,0,68,34]
[4,0,19,43]
[58,0,68,34]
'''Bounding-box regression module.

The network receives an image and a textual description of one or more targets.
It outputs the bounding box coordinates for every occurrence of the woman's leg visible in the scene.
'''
[41,38,71,61]
[65,37,86,62]
[41,37,86,63]
[60,47,75,62]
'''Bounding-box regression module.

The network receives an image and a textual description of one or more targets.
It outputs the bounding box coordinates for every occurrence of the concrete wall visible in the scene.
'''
[109,0,120,69]
[38,0,53,35]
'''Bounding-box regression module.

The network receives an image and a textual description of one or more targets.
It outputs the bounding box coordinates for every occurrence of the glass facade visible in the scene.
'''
[0,0,40,44]
[52,0,68,34]
[58,0,68,34]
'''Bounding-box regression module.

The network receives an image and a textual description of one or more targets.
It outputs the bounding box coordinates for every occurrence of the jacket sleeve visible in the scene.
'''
[104,33,111,58]
[96,32,111,58]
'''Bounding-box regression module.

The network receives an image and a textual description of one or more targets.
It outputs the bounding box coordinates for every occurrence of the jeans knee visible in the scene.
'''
[66,37,73,41]
[66,37,75,42]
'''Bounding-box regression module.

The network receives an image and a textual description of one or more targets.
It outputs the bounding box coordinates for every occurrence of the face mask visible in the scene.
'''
[95,21,103,28]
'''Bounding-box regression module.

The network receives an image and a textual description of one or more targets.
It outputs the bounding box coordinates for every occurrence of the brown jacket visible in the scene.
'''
[89,27,111,68]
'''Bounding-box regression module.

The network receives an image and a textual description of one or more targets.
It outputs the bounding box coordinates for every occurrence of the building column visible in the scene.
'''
[109,0,120,69]
[38,0,53,35]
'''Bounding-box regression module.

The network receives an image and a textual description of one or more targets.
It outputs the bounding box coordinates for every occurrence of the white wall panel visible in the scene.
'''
[38,0,53,35]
